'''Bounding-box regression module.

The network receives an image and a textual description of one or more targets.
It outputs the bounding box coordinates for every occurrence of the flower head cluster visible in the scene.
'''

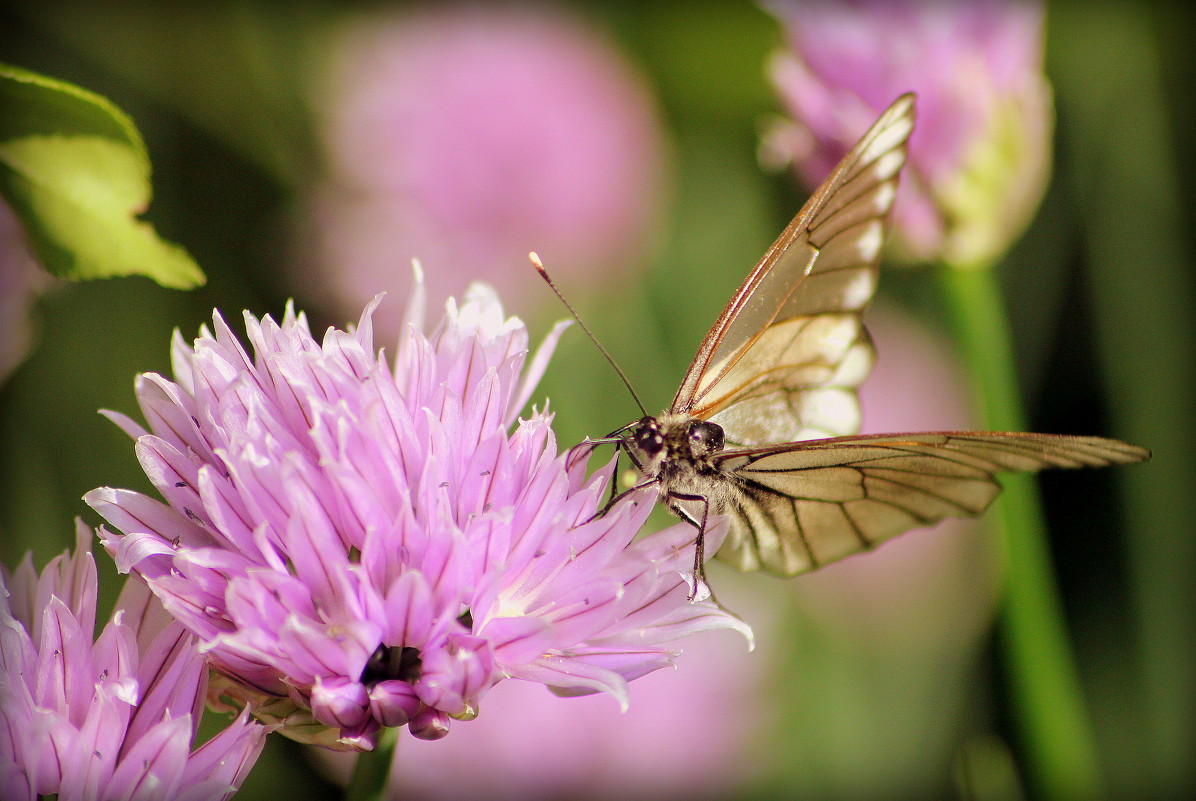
[763,0,1052,266]
[0,522,265,801]
[86,275,748,750]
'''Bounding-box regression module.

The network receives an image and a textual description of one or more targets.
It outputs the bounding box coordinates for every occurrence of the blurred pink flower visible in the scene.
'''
[302,5,668,332]
[0,522,266,801]
[1,199,48,383]
[86,276,748,751]
[762,0,1052,266]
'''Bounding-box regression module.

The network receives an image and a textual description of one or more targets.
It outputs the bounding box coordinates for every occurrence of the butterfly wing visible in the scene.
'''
[671,94,916,445]
[711,431,1150,575]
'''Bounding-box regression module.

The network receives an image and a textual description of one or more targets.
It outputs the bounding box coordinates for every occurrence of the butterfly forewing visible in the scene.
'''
[712,432,1151,575]
[672,94,916,448]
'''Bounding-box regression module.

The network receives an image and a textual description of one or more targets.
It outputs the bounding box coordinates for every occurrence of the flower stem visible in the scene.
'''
[345,727,398,801]
[1050,6,1196,796]
[938,264,1103,801]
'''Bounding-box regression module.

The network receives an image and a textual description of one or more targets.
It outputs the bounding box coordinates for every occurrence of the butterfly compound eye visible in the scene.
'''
[687,421,724,456]
[633,418,665,456]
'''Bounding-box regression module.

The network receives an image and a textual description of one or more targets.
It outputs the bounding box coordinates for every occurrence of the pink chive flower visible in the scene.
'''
[762,0,1052,267]
[0,522,266,801]
[85,273,749,751]
[302,5,667,328]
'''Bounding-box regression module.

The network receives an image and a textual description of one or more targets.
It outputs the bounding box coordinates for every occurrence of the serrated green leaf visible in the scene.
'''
[0,63,205,288]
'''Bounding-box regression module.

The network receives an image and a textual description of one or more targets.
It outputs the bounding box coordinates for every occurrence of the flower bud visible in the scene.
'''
[409,709,452,741]
[311,676,371,730]
[368,680,422,728]
[763,0,1052,267]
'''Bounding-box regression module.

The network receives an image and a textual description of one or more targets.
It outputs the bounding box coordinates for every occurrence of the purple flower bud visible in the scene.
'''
[763,0,1052,266]
[369,680,422,728]
[414,633,494,719]
[310,676,371,730]
[409,708,452,742]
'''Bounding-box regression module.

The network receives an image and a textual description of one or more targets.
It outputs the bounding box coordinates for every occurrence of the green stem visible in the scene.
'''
[938,265,1103,801]
[1050,6,1196,797]
[344,727,398,801]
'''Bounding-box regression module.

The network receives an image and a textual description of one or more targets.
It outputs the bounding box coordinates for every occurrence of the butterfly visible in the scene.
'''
[569,92,1149,593]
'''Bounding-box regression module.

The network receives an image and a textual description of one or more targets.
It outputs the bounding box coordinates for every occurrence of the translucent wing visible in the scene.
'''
[671,94,916,446]
[711,431,1151,576]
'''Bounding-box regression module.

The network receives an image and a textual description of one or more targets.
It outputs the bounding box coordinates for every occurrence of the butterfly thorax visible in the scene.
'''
[625,414,726,487]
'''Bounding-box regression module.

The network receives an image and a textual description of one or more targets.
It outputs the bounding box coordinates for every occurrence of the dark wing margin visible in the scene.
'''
[670,94,916,444]
[710,431,1151,576]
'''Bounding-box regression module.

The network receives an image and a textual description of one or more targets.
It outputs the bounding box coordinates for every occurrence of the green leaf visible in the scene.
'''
[0,63,205,288]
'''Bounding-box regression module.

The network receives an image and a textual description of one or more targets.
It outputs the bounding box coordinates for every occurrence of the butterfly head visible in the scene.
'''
[625,415,725,479]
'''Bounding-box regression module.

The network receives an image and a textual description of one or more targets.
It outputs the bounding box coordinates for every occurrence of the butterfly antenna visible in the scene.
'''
[531,252,648,416]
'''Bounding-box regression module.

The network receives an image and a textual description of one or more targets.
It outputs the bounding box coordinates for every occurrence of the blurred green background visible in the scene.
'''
[1,2,1193,800]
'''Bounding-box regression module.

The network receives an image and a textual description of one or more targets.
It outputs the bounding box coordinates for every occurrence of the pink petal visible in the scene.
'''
[513,656,630,710]
[56,690,124,801]
[85,488,212,549]
[134,373,216,464]
[177,707,267,801]
[35,597,91,723]
[508,320,571,422]
[123,623,205,755]
[107,714,190,801]
[90,612,140,707]
[478,615,554,666]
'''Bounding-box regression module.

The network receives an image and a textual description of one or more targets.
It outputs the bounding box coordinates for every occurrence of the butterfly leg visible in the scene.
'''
[570,441,623,506]
[566,421,638,467]
[579,476,660,526]
[606,450,622,506]
[565,439,602,472]
[664,490,713,602]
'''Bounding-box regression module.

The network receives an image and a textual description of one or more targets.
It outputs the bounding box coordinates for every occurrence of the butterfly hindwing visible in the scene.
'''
[712,432,1151,576]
